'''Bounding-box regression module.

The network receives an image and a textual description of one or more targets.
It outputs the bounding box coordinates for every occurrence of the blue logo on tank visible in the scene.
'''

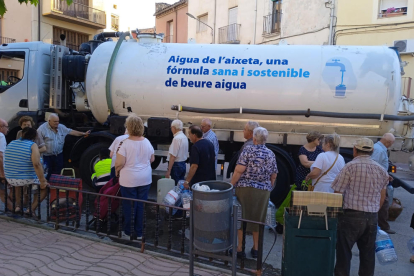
[322,57,357,97]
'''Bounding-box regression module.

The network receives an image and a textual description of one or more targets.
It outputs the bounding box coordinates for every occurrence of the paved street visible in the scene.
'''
[0,219,231,276]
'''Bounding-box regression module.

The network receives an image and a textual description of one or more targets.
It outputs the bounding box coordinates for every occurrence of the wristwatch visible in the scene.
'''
[184,181,189,185]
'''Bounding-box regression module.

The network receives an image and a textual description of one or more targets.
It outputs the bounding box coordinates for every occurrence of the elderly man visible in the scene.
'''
[201,118,219,171]
[371,133,396,234]
[183,125,216,189]
[165,120,189,184]
[332,138,389,276]
[0,118,12,210]
[241,121,260,151]
[37,113,90,179]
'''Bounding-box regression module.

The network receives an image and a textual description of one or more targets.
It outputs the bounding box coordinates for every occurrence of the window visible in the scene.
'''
[53,27,89,51]
[379,0,407,17]
[165,21,174,43]
[0,51,25,93]
[111,14,119,31]
[197,14,208,33]
[113,4,117,9]
[263,0,282,35]
[228,7,238,25]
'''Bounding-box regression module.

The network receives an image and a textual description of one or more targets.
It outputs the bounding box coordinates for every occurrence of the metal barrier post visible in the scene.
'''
[189,199,194,276]
[232,204,238,276]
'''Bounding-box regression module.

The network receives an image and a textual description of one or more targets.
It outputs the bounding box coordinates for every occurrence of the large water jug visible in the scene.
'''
[375,227,398,265]
[266,200,276,228]
[407,237,414,255]
[157,177,175,204]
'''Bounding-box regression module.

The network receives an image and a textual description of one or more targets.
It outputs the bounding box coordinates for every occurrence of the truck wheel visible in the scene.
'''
[270,158,292,208]
[80,142,111,189]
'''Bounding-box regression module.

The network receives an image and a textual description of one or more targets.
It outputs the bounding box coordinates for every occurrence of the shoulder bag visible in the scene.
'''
[308,154,339,192]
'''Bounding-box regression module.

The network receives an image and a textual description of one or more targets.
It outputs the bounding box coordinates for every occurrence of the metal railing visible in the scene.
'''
[52,0,106,26]
[164,35,174,43]
[218,24,241,44]
[0,181,276,275]
[1,37,16,44]
[263,13,281,35]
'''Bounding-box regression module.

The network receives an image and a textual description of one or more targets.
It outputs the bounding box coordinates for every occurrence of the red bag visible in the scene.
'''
[93,177,121,220]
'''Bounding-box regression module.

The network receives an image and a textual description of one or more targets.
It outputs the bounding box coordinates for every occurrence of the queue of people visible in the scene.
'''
[0,111,404,273]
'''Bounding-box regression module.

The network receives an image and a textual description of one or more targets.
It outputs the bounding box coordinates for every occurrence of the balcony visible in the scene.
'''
[263,13,281,36]
[43,1,106,29]
[163,35,174,43]
[1,37,16,44]
[218,24,240,44]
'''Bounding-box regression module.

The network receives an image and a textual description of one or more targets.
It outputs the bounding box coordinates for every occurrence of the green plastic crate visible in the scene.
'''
[282,210,338,276]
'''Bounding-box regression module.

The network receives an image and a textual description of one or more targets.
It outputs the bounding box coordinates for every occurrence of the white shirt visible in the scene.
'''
[311,151,345,193]
[167,131,189,162]
[0,133,6,153]
[109,134,129,168]
[118,138,154,187]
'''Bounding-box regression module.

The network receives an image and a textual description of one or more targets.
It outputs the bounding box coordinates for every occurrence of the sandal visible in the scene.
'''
[410,256,414,263]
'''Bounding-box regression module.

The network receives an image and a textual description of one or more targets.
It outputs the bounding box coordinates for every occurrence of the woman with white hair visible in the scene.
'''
[165,119,189,184]
[115,114,155,240]
[306,134,345,192]
[231,127,278,259]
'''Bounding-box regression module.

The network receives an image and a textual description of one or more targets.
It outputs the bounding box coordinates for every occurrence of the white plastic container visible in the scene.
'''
[157,178,175,204]
[376,228,398,265]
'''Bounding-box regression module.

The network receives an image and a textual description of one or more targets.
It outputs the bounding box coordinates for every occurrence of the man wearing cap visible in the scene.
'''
[331,138,389,276]
[371,133,396,234]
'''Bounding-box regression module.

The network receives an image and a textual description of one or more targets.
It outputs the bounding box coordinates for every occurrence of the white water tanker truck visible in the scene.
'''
[2,31,414,204]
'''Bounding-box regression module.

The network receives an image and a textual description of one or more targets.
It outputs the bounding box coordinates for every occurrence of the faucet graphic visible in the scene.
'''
[326,59,346,97]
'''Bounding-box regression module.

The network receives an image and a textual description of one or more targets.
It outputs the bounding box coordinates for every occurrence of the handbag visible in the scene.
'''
[308,154,339,191]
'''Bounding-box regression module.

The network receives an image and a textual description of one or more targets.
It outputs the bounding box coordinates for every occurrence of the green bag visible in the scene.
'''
[276,184,297,225]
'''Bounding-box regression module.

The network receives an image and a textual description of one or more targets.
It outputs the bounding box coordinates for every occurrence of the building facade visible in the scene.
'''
[336,0,414,96]
[187,0,333,45]
[1,0,108,50]
[155,0,188,43]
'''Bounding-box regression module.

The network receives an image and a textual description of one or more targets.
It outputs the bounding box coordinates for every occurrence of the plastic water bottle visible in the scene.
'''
[266,201,276,229]
[163,189,180,215]
[181,192,192,218]
[407,237,414,255]
[233,196,242,230]
[387,184,394,205]
[375,227,398,265]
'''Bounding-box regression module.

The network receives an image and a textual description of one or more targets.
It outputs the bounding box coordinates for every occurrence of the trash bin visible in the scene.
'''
[192,181,233,253]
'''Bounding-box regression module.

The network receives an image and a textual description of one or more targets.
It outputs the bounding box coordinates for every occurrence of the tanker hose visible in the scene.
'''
[171,105,414,122]
[106,31,131,113]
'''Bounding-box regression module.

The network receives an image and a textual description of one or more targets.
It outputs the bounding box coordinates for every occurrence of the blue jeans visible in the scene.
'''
[110,167,116,179]
[43,153,64,180]
[335,210,378,276]
[170,161,186,185]
[121,184,151,237]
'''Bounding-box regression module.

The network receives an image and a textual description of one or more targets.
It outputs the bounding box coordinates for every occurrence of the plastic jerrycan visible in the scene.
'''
[157,178,176,204]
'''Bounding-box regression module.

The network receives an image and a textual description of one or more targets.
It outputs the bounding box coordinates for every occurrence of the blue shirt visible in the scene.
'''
[4,139,37,180]
[37,123,72,156]
[236,144,278,191]
[371,141,388,170]
[203,129,219,160]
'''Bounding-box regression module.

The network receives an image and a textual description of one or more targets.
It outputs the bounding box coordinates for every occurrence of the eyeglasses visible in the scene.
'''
[1,125,9,129]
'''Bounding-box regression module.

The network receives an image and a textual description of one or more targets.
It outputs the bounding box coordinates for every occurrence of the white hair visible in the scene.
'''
[48,113,59,120]
[201,118,212,126]
[246,121,260,132]
[171,119,183,130]
[253,127,268,145]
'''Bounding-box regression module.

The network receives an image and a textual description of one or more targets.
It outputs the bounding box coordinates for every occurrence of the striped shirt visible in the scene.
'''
[4,139,37,180]
[37,123,72,156]
[203,129,219,162]
[331,155,389,212]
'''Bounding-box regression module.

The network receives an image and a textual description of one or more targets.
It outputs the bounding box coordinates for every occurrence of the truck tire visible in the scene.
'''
[270,158,292,208]
[80,142,111,189]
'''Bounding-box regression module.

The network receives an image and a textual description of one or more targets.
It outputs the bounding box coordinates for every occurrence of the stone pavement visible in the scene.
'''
[0,219,231,276]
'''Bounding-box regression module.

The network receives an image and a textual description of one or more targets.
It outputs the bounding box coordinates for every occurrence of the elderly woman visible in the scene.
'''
[16,116,46,154]
[115,114,155,240]
[231,127,278,259]
[305,134,345,192]
[296,131,324,190]
[4,127,48,213]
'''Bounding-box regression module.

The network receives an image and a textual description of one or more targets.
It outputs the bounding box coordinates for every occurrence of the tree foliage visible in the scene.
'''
[0,0,73,17]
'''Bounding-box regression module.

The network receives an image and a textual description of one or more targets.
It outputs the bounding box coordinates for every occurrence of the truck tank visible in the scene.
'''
[85,38,403,136]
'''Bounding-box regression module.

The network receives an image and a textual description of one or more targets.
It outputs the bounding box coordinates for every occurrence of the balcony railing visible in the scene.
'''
[52,0,106,26]
[263,13,281,35]
[164,35,174,43]
[218,24,240,44]
[1,37,16,44]
[53,40,80,51]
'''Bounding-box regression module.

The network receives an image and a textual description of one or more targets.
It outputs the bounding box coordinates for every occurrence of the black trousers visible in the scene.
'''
[335,210,378,276]
[378,193,390,231]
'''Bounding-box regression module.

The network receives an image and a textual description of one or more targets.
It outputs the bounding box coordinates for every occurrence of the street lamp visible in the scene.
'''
[186,12,214,44]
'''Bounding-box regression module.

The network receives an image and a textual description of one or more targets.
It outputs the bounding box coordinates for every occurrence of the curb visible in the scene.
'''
[0,215,250,276]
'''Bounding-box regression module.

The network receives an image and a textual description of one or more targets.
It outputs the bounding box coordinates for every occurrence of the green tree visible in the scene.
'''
[0,0,73,16]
